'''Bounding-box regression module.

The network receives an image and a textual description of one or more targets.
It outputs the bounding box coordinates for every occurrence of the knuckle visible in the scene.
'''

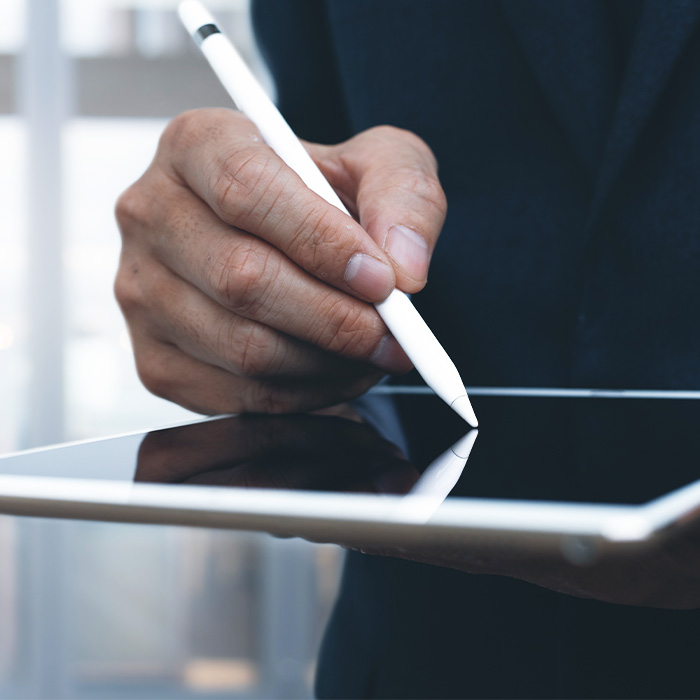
[211,244,277,317]
[136,349,175,401]
[367,124,406,142]
[248,382,297,415]
[113,270,134,312]
[211,146,282,225]
[286,205,335,273]
[225,323,283,380]
[113,262,144,315]
[404,167,447,213]
[162,108,255,159]
[115,184,148,232]
[313,299,382,359]
[366,124,432,156]
[363,124,442,188]
[239,328,283,379]
[369,165,446,221]
[160,109,207,152]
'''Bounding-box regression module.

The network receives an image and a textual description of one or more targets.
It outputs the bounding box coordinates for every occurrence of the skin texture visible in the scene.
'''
[115,108,447,415]
[116,109,700,609]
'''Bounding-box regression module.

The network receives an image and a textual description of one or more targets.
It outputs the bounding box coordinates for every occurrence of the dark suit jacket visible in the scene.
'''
[252,1,700,697]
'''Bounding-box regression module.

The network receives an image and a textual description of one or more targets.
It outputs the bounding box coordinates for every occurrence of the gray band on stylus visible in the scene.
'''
[194,23,220,45]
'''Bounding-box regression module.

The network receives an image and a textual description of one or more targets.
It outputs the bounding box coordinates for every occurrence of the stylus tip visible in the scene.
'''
[451,394,478,427]
[450,428,479,459]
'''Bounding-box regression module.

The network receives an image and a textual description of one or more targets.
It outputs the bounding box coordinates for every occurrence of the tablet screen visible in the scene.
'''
[1,389,699,508]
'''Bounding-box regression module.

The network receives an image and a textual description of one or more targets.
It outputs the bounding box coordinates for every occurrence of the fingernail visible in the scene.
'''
[344,254,394,299]
[386,225,429,281]
[370,335,412,373]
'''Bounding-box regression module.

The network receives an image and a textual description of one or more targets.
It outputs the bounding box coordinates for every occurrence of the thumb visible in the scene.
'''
[307,126,447,294]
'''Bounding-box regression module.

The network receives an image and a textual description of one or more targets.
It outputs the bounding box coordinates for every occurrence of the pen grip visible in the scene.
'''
[180,0,476,426]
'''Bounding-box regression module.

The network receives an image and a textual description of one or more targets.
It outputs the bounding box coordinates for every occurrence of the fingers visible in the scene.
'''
[116,109,442,416]
[159,108,396,303]
[121,257,377,380]
[138,412,407,487]
[126,334,383,416]
[116,176,412,373]
[307,126,447,293]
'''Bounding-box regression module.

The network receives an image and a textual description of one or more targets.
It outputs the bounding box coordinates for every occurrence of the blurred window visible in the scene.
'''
[0,3,338,698]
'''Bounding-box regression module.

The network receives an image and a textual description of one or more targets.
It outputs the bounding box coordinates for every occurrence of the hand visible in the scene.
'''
[115,109,447,414]
[355,525,700,610]
[135,410,418,494]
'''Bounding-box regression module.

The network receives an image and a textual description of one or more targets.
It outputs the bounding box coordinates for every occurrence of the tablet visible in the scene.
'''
[0,388,699,566]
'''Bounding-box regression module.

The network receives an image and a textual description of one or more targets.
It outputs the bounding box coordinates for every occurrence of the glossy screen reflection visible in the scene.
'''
[134,412,422,496]
[0,393,700,509]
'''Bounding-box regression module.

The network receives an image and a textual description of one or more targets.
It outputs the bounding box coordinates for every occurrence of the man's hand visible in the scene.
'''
[135,411,418,495]
[115,108,446,414]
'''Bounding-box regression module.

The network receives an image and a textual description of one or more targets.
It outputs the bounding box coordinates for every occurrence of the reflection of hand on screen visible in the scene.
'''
[135,410,419,495]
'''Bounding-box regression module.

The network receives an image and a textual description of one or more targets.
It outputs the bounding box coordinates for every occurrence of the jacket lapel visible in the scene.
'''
[500,0,617,179]
[501,0,700,221]
[590,0,700,219]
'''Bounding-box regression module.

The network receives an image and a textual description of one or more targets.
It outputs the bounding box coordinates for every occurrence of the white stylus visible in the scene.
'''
[393,429,478,523]
[177,0,478,427]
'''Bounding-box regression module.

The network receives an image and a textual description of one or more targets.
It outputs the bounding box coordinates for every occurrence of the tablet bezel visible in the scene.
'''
[1,387,699,565]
